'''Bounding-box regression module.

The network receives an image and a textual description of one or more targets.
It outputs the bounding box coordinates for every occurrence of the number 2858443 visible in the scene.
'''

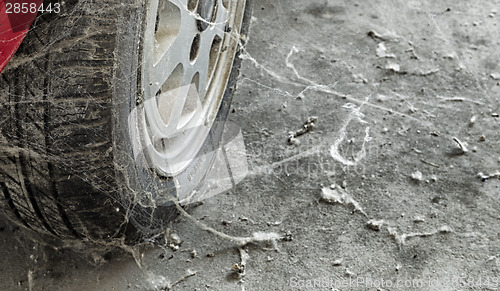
[6,2,61,14]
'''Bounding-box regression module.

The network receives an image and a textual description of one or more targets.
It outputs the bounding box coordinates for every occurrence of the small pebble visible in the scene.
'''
[169,233,182,245]
[385,62,401,72]
[411,170,423,181]
[439,225,452,233]
[367,219,385,231]
[288,137,301,146]
[413,216,425,223]
[345,269,356,277]
[469,115,477,127]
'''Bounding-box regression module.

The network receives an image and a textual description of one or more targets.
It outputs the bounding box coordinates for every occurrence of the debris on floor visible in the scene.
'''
[167,232,183,251]
[490,72,500,80]
[410,170,423,182]
[283,231,293,242]
[376,42,396,58]
[385,62,402,73]
[469,115,477,127]
[388,225,453,246]
[366,219,386,231]
[452,137,468,154]
[352,73,368,83]
[231,247,249,282]
[413,216,425,223]
[413,148,423,154]
[344,268,356,277]
[421,160,440,168]
[320,184,367,217]
[477,171,500,181]
[367,29,401,42]
[287,116,318,145]
[410,68,439,76]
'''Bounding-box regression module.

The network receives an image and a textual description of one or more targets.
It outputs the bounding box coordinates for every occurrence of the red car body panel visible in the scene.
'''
[0,0,42,73]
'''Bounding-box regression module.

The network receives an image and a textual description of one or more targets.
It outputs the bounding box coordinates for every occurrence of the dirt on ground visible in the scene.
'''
[1,0,499,290]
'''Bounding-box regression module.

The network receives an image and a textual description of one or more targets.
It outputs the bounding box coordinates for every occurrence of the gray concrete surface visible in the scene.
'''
[1,0,500,290]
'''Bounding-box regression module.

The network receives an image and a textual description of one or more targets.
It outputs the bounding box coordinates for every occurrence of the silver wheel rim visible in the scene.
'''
[139,0,246,176]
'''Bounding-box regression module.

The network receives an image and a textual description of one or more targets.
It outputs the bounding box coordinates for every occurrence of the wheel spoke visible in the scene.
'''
[138,0,245,176]
[214,0,229,38]
[146,3,198,97]
[193,0,229,97]
[163,68,200,132]
[144,97,171,139]
[146,38,186,97]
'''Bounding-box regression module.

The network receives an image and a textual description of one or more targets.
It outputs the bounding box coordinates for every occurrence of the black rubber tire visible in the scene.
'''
[0,0,252,243]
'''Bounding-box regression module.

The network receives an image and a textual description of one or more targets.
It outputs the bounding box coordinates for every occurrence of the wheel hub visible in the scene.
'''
[136,0,246,176]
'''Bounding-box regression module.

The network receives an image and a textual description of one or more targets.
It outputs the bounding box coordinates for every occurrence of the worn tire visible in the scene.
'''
[0,0,252,243]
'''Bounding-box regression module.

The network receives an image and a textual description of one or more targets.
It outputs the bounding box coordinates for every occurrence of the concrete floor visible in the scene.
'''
[1,0,500,290]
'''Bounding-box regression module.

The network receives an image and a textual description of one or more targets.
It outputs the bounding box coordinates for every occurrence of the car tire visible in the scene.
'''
[0,0,252,242]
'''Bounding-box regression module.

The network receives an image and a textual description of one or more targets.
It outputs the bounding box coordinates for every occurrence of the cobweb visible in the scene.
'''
[1,0,499,290]
[0,0,287,289]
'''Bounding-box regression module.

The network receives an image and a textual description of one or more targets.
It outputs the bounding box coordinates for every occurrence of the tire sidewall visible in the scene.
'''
[111,0,251,233]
